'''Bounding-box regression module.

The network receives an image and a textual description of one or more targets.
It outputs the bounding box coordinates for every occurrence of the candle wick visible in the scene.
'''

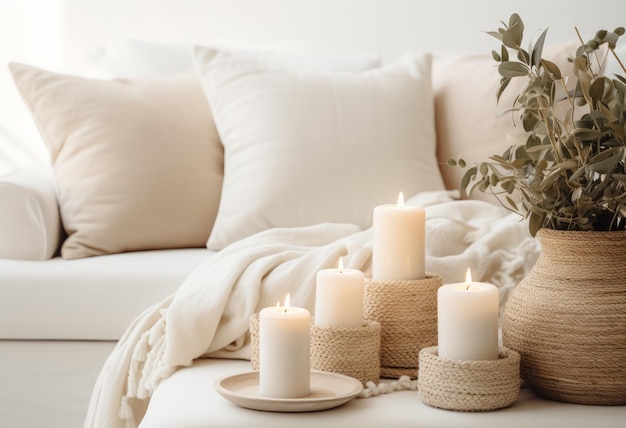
[466,284,471,291]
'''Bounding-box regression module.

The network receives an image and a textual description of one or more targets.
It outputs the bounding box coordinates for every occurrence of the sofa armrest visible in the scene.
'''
[0,165,60,260]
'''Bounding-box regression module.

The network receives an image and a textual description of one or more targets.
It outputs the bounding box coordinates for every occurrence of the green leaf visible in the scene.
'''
[518,48,530,64]
[569,165,587,182]
[502,15,524,49]
[496,77,512,103]
[461,166,478,193]
[572,128,604,141]
[479,162,489,175]
[505,195,518,211]
[611,173,626,182]
[499,61,529,77]
[588,147,624,173]
[605,31,619,49]
[615,27,625,36]
[486,30,504,41]
[526,143,551,154]
[501,45,509,62]
[528,211,544,236]
[589,77,606,104]
[541,59,562,79]
[508,13,524,31]
[492,50,502,62]
[531,28,548,68]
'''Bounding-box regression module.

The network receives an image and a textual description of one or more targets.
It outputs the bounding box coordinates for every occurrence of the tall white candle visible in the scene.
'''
[259,294,311,398]
[372,192,425,281]
[314,257,365,328]
[437,268,499,360]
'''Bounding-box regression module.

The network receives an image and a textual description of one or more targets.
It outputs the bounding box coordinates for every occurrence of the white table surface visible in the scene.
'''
[140,358,626,428]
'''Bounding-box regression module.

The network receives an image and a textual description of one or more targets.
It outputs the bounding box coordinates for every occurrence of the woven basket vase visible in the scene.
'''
[502,228,626,405]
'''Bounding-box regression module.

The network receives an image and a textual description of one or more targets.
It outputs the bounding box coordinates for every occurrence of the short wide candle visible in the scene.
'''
[372,192,425,281]
[314,257,365,328]
[437,269,499,360]
[259,294,311,398]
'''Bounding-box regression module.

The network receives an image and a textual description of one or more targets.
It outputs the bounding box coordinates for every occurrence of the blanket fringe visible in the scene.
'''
[120,310,169,421]
[118,396,134,421]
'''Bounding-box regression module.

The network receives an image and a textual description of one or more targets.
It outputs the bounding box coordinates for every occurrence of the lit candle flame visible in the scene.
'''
[338,257,344,274]
[397,192,405,209]
[465,268,472,291]
[276,293,291,313]
[284,293,291,312]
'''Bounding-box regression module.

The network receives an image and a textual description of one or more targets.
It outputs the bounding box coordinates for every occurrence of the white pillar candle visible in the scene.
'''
[314,257,365,328]
[437,268,499,360]
[259,294,311,398]
[372,192,425,281]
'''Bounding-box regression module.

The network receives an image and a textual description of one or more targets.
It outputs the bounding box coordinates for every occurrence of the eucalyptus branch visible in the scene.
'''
[610,47,626,74]
[451,14,626,234]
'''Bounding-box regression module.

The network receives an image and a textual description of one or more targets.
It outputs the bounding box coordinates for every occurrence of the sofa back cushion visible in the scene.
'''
[195,48,445,250]
[433,39,581,201]
[10,63,223,259]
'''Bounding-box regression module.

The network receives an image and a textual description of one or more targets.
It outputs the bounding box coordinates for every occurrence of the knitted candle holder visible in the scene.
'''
[250,313,261,370]
[418,346,520,412]
[363,273,441,378]
[310,320,381,386]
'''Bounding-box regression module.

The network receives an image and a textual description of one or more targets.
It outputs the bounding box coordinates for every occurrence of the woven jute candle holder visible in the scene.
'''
[250,313,381,385]
[418,346,520,412]
[310,320,381,385]
[363,273,441,378]
[250,313,261,370]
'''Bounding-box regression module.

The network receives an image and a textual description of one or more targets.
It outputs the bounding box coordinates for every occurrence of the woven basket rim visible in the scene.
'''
[365,272,442,285]
[538,228,626,239]
[420,345,520,367]
[310,319,380,332]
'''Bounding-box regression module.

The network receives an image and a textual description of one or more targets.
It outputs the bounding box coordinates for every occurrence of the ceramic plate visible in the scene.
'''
[214,370,363,412]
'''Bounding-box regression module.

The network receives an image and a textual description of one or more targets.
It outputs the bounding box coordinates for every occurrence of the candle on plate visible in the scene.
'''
[259,293,311,398]
[437,268,499,360]
[314,257,365,328]
[372,192,425,281]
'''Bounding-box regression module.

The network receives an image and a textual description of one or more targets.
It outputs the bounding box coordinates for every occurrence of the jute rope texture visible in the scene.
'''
[502,228,626,405]
[363,273,441,378]
[310,320,381,385]
[418,346,520,411]
[250,316,381,386]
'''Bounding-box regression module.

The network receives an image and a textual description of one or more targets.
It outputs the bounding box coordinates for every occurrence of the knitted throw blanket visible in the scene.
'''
[84,191,539,428]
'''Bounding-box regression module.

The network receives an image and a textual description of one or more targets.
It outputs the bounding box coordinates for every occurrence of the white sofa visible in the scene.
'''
[2,1,625,427]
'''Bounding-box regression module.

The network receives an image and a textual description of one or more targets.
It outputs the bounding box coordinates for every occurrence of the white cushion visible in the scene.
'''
[9,63,224,259]
[194,48,445,250]
[0,249,212,340]
[0,165,60,260]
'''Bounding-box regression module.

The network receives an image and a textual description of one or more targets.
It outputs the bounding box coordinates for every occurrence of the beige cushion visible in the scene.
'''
[433,39,580,202]
[194,48,445,250]
[9,63,223,259]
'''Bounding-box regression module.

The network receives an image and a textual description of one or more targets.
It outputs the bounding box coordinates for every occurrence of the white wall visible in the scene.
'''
[0,0,63,175]
[64,0,626,69]
[2,0,626,175]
